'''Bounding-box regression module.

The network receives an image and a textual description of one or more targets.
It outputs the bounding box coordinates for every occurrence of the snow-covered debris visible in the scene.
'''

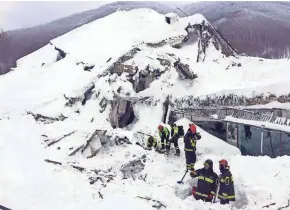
[179,13,209,28]
[120,155,147,179]
[173,59,197,79]
[1,8,290,210]
[15,43,59,68]
[165,12,179,24]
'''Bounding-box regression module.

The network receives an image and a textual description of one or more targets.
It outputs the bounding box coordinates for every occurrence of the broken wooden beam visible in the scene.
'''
[44,159,85,172]
[44,159,62,165]
[277,200,290,210]
[139,174,147,182]
[81,129,102,153]
[68,145,83,156]
[89,177,104,185]
[27,111,67,124]
[98,191,103,199]
[262,202,276,208]
[46,131,75,147]
[137,196,166,209]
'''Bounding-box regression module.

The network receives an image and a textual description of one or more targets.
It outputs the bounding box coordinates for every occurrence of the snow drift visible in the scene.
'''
[1,8,290,210]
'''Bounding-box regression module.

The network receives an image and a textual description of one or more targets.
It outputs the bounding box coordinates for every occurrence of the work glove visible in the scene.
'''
[192,186,197,196]
[207,193,214,200]
[190,170,197,177]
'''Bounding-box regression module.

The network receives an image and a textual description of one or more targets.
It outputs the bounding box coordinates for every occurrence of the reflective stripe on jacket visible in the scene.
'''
[218,169,235,201]
[172,126,179,135]
[191,168,218,197]
[184,130,198,152]
[158,127,169,139]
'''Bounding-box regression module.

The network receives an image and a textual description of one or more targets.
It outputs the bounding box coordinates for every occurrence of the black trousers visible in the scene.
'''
[161,136,169,149]
[220,199,230,205]
[185,151,196,170]
[167,134,180,151]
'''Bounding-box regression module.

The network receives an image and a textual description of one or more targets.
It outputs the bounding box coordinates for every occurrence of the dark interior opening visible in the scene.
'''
[165,17,171,24]
[162,97,170,123]
[118,102,136,128]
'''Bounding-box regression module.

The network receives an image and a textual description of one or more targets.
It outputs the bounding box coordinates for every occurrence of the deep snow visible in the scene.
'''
[1,8,290,210]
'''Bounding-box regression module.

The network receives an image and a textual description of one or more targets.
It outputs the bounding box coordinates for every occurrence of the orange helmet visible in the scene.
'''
[219,159,228,166]
[158,125,163,131]
[190,124,196,133]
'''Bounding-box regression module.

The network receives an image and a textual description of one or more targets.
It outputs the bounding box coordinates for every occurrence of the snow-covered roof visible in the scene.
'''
[247,101,290,110]
[165,12,178,18]
[224,116,290,133]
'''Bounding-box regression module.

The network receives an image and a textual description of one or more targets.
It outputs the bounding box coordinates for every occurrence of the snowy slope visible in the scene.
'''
[1,9,290,210]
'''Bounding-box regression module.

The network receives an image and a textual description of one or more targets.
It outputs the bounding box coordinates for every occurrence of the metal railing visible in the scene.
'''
[171,106,290,127]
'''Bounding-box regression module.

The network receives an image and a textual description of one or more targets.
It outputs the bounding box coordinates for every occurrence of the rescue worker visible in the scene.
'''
[147,135,158,150]
[190,159,218,202]
[184,124,201,171]
[158,125,170,151]
[218,159,235,205]
[168,123,181,156]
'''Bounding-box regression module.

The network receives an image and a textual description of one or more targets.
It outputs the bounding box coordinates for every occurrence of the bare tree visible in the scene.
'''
[0,28,7,40]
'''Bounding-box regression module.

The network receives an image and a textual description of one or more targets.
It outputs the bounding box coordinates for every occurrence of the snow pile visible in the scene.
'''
[1,8,290,210]
[50,9,187,64]
[16,44,58,69]
[182,13,209,26]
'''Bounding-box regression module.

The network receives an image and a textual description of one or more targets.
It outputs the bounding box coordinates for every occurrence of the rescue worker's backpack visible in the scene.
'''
[178,125,184,136]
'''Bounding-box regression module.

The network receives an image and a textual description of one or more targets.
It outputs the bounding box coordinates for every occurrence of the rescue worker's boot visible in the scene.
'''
[165,145,170,156]
[160,144,165,152]
[159,145,166,154]
[175,148,180,156]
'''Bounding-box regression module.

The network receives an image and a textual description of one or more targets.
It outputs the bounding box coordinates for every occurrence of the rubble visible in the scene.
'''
[49,42,66,61]
[120,155,146,179]
[27,111,67,124]
[173,59,197,80]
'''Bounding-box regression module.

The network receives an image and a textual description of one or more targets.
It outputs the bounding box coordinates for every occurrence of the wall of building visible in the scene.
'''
[226,122,290,157]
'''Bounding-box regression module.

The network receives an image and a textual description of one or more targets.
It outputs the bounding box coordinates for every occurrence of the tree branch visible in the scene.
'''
[0,28,7,40]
